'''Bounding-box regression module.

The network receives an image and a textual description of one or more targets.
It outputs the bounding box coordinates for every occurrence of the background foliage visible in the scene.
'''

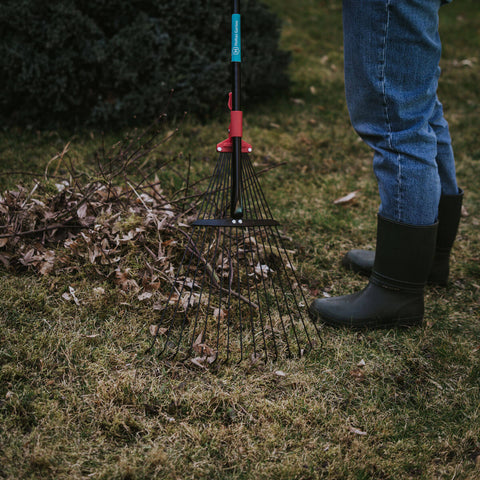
[0,0,290,128]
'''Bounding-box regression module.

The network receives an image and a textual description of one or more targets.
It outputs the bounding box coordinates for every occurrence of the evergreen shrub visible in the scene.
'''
[0,0,290,129]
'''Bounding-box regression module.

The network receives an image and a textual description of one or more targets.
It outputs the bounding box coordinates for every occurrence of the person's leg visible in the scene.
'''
[430,94,458,195]
[310,0,445,328]
[341,93,463,284]
[343,0,444,225]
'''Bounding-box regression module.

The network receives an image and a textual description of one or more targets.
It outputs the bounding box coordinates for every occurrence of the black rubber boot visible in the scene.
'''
[428,188,464,285]
[309,215,438,328]
[342,188,463,285]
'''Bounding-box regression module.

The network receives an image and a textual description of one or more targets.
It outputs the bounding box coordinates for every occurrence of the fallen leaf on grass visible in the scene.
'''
[138,292,153,301]
[149,325,168,337]
[333,190,359,205]
[77,202,88,219]
[349,426,367,436]
[253,262,273,279]
[62,286,80,306]
[115,268,140,292]
[38,250,55,275]
[290,98,305,105]
[191,357,207,369]
[452,58,476,68]
[274,370,286,377]
[350,368,366,381]
[211,307,228,321]
[192,332,217,361]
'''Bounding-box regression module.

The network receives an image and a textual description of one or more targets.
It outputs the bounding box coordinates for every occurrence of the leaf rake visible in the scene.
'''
[148,0,321,363]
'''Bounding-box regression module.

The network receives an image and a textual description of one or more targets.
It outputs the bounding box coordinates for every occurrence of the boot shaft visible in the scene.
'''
[436,188,464,253]
[343,189,464,285]
[371,215,438,293]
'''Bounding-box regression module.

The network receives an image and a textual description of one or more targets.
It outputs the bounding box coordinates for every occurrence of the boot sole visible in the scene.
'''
[308,304,423,329]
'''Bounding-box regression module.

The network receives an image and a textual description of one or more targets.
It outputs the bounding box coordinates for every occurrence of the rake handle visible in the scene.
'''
[231,0,243,219]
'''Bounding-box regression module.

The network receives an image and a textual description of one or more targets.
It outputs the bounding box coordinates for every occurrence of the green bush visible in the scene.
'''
[0,0,290,129]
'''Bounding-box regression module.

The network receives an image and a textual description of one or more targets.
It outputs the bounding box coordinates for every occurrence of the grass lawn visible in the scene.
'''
[1,0,479,478]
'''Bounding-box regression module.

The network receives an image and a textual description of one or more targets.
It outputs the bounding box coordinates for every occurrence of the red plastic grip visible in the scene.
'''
[230,111,243,137]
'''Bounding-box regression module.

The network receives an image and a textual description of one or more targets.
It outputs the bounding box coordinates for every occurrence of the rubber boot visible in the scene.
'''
[309,215,438,328]
[342,188,463,285]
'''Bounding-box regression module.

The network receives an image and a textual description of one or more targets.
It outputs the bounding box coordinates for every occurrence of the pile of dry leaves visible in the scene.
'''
[0,125,198,291]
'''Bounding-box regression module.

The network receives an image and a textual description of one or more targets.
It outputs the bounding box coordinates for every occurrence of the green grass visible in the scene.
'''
[1,0,480,479]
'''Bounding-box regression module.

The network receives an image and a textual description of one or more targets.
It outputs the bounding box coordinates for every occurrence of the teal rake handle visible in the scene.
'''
[231,13,241,62]
[230,0,243,219]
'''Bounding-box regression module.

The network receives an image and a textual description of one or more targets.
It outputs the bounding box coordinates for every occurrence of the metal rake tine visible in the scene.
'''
[146,229,193,355]
[238,225,260,361]
[241,161,287,358]
[165,226,216,359]
[155,153,230,358]
[272,224,323,345]
[197,152,230,219]
[226,225,235,362]
[242,156,310,356]
[178,227,220,362]
[239,159,277,360]
[240,158,295,357]
[243,225,270,360]
[184,155,232,359]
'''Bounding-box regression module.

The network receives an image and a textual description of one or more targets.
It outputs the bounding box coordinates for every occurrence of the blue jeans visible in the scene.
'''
[343,0,458,226]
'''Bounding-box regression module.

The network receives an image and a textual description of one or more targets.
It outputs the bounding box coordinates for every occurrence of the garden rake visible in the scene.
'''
[149,0,321,363]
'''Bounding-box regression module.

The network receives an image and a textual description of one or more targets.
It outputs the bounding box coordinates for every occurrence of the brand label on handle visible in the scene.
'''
[231,14,241,62]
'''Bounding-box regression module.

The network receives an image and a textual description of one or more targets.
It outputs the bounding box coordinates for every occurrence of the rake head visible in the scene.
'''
[149,152,321,363]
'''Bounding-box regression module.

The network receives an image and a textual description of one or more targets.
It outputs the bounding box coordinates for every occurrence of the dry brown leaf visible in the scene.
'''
[149,325,168,337]
[190,357,207,369]
[38,250,56,275]
[290,98,305,105]
[138,292,153,301]
[77,203,88,219]
[115,268,140,292]
[62,286,80,305]
[349,426,367,436]
[350,368,366,381]
[69,286,80,306]
[19,248,36,266]
[212,308,228,321]
[254,262,273,279]
[333,190,359,205]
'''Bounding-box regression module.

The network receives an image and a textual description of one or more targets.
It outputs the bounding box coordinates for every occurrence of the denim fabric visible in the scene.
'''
[343,0,458,225]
